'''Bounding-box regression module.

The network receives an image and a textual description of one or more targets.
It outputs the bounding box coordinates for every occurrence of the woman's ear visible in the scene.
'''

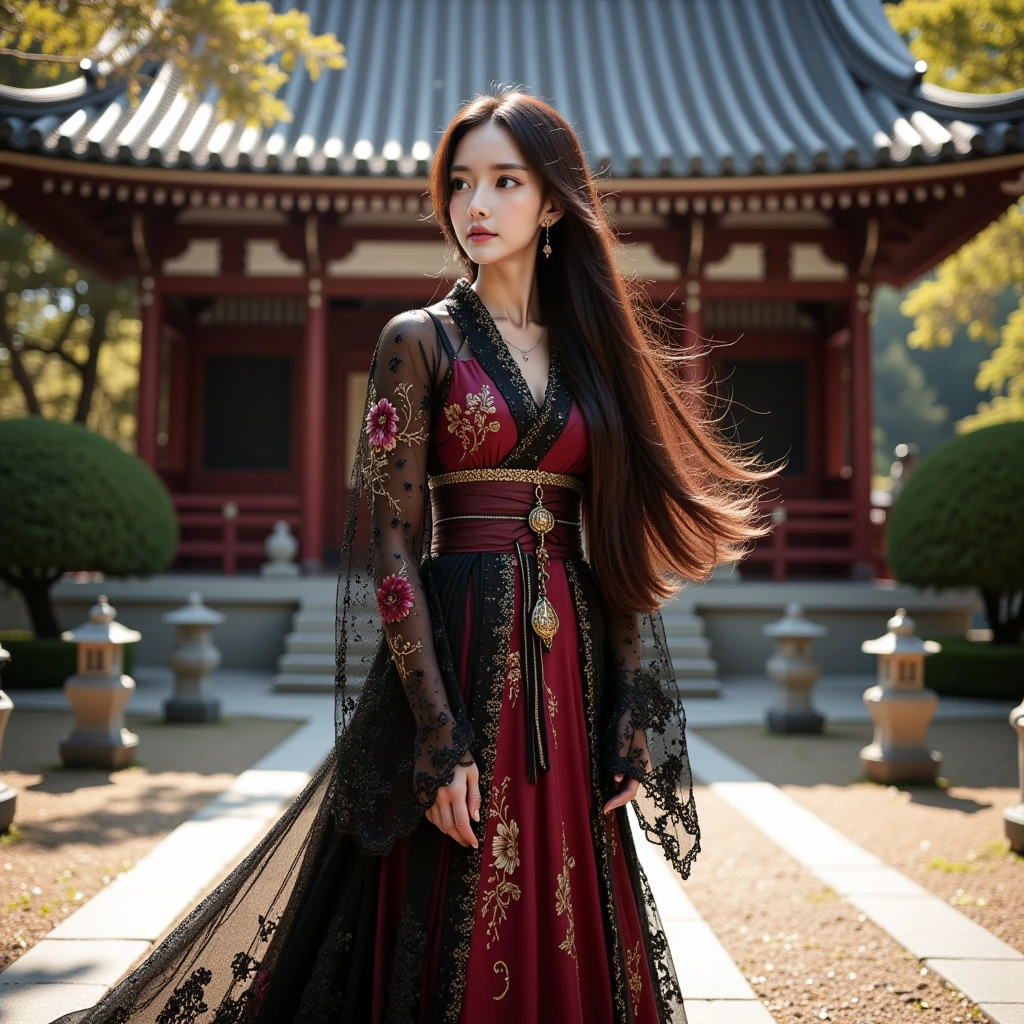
[543,202,566,227]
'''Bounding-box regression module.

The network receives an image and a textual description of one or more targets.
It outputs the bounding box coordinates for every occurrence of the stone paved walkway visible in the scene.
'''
[0,667,1019,1023]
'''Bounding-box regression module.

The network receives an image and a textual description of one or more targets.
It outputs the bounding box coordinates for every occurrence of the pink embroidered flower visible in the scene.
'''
[366,397,399,451]
[377,574,415,623]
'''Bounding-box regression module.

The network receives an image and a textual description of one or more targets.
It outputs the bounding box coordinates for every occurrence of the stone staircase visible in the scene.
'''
[272,595,376,694]
[658,600,722,698]
[273,594,721,698]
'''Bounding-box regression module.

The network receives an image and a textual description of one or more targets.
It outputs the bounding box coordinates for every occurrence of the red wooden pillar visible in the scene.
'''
[301,287,327,572]
[682,281,706,406]
[137,288,162,469]
[849,289,874,580]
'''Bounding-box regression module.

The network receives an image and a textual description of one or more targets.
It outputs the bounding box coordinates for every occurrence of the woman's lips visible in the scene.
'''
[468,230,496,241]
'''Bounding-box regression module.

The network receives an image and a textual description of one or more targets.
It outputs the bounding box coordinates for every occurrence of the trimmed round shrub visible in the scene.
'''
[0,418,177,638]
[886,422,1024,644]
[0,417,177,572]
[921,636,1024,701]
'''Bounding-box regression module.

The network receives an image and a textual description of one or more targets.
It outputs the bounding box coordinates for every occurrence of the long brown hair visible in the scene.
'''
[429,88,780,614]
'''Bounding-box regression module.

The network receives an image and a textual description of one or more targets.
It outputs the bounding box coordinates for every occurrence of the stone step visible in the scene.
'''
[673,677,722,698]
[671,656,719,679]
[293,609,336,633]
[666,636,712,659]
[272,673,362,694]
[658,614,706,637]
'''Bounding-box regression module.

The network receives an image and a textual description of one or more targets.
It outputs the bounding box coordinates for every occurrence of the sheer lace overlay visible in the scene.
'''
[43,281,700,1024]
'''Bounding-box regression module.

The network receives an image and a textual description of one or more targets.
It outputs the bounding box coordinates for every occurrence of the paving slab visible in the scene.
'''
[0,939,150,988]
[711,780,883,868]
[812,864,933,898]
[681,1000,777,1024]
[978,1004,1024,1024]
[848,895,1024,961]
[665,920,757,1001]
[921,958,1024,1004]
[0,981,109,1024]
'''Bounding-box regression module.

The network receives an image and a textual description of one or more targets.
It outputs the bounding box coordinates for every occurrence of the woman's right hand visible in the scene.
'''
[426,760,481,848]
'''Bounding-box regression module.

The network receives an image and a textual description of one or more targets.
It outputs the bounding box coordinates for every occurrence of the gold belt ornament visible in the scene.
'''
[527,484,559,649]
[428,468,585,650]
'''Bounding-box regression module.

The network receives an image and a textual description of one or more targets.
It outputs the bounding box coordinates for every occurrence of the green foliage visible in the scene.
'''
[921,636,1024,700]
[883,2,1024,431]
[0,416,177,573]
[0,204,140,446]
[886,422,1024,592]
[0,0,346,127]
[885,0,1023,95]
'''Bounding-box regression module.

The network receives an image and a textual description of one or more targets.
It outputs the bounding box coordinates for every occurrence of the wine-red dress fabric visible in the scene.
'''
[371,356,660,1023]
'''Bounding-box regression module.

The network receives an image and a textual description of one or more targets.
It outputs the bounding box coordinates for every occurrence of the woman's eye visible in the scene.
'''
[498,175,519,187]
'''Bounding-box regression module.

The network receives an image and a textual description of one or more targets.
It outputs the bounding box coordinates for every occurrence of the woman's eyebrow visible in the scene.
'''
[450,162,529,172]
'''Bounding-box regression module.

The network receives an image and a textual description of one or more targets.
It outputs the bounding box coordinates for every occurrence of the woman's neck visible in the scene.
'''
[472,267,544,329]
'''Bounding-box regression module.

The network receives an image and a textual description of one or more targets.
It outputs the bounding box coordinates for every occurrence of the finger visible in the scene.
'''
[467,766,482,823]
[602,778,640,814]
[452,798,478,849]
[439,798,467,847]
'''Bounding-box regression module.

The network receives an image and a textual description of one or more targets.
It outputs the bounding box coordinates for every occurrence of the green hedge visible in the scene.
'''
[0,632,137,689]
[921,636,1024,702]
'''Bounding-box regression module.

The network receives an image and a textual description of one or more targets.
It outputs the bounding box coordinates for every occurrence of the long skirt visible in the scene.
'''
[254,553,661,1024]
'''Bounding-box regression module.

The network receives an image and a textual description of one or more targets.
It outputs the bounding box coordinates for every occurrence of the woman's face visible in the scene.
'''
[447,120,561,266]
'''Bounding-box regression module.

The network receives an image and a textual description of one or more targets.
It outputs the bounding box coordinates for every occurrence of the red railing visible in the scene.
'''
[172,494,302,574]
[747,499,857,580]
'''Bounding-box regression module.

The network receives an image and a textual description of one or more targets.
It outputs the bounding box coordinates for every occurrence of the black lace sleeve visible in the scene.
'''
[362,312,473,808]
[604,605,702,881]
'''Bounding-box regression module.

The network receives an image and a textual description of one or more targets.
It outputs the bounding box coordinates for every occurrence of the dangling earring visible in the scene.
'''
[542,219,552,259]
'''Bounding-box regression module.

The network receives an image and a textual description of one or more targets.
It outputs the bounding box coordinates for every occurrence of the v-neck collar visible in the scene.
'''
[444,277,574,471]
[447,277,552,413]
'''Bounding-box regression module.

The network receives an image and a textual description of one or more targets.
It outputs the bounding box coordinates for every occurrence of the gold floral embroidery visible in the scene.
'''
[605,812,618,858]
[385,632,422,683]
[445,383,501,461]
[545,682,558,748]
[364,379,429,512]
[626,939,643,1010]
[480,775,521,949]
[492,960,510,1001]
[505,650,521,708]
[555,826,577,974]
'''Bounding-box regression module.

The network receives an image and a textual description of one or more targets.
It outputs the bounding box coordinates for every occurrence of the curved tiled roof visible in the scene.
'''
[0,0,1021,179]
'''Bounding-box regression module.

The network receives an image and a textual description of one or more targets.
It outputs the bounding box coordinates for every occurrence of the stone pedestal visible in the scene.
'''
[1005,698,1024,853]
[59,597,141,769]
[763,602,827,734]
[859,608,942,785]
[162,592,224,723]
[261,521,300,577]
[0,641,16,831]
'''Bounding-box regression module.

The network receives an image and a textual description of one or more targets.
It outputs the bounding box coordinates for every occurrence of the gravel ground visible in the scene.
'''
[0,709,303,972]
[683,784,996,1024]
[694,719,1024,956]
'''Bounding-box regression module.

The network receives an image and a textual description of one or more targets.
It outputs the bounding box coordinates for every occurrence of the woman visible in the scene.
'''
[49,90,775,1024]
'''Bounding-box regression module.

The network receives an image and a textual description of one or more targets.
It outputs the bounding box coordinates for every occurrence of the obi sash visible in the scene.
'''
[428,469,585,783]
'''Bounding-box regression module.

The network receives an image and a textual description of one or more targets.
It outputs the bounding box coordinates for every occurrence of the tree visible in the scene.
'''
[885,1,1024,432]
[0,417,177,637]
[0,0,346,127]
[885,422,1024,644]
[0,204,140,447]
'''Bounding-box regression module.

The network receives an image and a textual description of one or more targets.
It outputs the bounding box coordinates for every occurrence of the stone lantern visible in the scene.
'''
[763,602,827,734]
[162,591,224,723]
[0,640,15,831]
[1005,698,1024,853]
[859,608,942,784]
[59,596,141,768]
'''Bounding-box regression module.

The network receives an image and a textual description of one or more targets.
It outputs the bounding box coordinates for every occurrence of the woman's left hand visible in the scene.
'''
[602,773,640,814]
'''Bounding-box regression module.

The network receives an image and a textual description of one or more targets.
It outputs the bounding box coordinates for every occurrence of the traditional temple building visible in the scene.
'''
[1,0,1022,581]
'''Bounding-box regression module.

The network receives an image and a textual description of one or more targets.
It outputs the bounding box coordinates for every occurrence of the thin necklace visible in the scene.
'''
[487,311,546,362]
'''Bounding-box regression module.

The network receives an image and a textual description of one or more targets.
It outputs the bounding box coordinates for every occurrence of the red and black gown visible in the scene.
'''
[49,277,697,1024]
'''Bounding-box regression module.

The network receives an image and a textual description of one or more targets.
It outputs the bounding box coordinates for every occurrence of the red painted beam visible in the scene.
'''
[301,291,327,571]
[137,289,162,470]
